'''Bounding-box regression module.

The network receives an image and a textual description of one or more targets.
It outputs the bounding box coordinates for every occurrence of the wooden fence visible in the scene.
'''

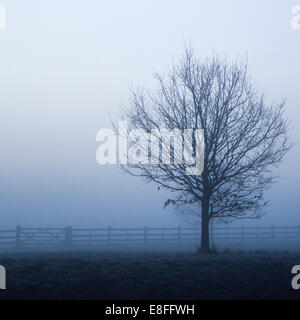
[0,225,299,249]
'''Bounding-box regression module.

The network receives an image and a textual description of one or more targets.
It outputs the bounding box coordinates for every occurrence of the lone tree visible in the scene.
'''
[120,47,290,252]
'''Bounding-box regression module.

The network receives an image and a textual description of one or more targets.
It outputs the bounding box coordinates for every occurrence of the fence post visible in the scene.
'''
[178,226,181,245]
[144,226,147,244]
[271,225,274,240]
[107,226,111,245]
[89,228,92,244]
[16,225,21,248]
[209,219,214,249]
[65,226,73,248]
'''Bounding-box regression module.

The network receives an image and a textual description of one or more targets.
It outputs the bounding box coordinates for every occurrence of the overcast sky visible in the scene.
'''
[0,0,299,228]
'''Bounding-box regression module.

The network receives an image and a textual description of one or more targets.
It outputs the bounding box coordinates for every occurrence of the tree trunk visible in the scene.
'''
[200,196,210,253]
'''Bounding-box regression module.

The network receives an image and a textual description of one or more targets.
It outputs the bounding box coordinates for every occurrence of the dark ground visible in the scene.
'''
[0,250,299,300]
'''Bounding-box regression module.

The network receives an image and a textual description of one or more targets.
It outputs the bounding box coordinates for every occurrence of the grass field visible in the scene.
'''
[0,250,299,300]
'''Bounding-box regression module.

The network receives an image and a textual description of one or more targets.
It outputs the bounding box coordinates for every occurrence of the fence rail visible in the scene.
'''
[0,225,299,249]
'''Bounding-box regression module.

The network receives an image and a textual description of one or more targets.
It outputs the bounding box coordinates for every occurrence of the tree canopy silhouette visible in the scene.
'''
[120,47,290,252]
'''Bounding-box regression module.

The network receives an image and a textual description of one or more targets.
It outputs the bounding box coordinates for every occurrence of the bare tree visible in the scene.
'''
[119,47,290,252]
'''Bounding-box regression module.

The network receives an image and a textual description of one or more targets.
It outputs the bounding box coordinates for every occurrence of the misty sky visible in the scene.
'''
[0,0,299,228]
